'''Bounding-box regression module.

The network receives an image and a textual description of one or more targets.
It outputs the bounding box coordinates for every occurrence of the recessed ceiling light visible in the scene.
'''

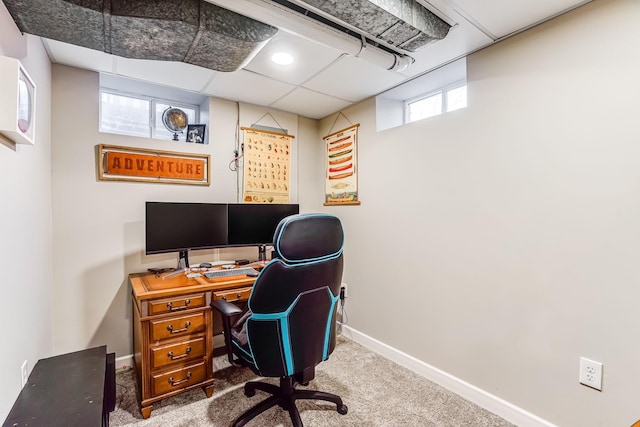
[271,52,294,65]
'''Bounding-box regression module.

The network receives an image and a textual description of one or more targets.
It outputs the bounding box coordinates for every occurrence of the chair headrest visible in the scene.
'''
[273,214,343,263]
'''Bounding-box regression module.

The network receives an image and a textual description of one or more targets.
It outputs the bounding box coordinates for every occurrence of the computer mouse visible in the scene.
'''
[199,262,212,268]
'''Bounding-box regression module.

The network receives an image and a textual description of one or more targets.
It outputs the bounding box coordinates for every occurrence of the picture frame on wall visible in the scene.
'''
[0,56,36,145]
[186,124,206,144]
[324,123,360,205]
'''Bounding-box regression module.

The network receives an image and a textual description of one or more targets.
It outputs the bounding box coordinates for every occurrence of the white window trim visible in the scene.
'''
[99,88,200,140]
[404,80,467,124]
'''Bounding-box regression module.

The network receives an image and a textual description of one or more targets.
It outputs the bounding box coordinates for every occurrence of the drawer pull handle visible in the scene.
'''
[167,321,191,334]
[168,372,192,386]
[221,293,243,302]
[167,299,191,311]
[168,347,192,360]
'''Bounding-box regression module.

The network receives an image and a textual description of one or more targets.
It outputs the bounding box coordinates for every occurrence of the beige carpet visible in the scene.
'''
[110,336,514,426]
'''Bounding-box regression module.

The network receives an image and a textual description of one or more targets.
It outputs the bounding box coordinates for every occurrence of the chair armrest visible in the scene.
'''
[211,299,243,318]
[210,299,245,367]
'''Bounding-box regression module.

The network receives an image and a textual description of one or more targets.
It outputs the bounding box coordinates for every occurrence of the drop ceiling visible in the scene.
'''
[7,0,591,119]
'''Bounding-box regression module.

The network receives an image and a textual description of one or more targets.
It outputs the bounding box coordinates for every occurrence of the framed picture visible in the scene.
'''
[97,144,210,186]
[0,57,36,145]
[324,124,360,205]
[186,124,206,144]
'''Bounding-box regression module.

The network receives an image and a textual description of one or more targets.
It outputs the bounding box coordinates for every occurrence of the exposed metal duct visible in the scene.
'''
[210,0,436,72]
[275,0,451,53]
[2,0,278,72]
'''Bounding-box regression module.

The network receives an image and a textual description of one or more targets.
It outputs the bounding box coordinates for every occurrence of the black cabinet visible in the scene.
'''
[3,346,116,427]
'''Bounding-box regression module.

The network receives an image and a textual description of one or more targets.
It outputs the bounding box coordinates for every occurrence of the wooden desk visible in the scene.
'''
[129,271,255,418]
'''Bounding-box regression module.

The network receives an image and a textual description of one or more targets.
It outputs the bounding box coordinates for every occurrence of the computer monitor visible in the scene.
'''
[145,202,228,268]
[228,203,300,260]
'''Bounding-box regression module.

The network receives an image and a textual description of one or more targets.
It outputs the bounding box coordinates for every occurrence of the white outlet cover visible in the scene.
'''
[579,357,603,391]
[21,360,28,388]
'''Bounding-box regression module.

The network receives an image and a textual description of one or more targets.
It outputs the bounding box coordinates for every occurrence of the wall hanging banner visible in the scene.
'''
[97,144,210,186]
[241,127,293,203]
[324,124,360,205]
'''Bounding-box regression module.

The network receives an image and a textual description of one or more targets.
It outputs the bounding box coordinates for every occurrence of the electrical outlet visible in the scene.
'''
[21,360,28,388]
[340,283,348,299]
[579,357,602,391]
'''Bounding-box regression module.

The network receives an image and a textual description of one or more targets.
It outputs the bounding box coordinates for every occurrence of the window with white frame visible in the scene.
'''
[405,83,467,124]
[375,58,467,131]
[99,90,198,141]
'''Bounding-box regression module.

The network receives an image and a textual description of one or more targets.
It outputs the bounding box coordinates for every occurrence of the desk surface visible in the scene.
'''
[130,269,256,301]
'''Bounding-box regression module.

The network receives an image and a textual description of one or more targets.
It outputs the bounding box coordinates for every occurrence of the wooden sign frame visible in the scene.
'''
[97,144,210,186]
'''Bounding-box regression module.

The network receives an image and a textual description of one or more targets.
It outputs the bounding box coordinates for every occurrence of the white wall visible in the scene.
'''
[50,65,310,358]
[0,3,53,420]
[323,0,640,425]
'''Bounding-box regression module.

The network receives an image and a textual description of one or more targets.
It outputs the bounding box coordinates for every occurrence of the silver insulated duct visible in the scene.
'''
[209,0,451,72]
[282,0,451,52]
[2,0,278,72]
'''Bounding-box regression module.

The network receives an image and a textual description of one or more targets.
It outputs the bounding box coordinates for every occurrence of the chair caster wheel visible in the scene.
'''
[244,386,256,397]
[337,404,348,415]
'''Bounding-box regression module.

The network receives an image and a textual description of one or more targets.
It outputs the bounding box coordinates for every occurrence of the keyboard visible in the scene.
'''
[204,267,259,279]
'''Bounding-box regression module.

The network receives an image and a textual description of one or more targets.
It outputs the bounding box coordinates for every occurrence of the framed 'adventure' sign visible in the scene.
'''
[97,144,210,186]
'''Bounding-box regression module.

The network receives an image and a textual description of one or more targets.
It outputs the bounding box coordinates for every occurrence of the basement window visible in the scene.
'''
[98,74,207,142]
[100,90,198,141]
[376,58,467,131]
[405,83,467,123]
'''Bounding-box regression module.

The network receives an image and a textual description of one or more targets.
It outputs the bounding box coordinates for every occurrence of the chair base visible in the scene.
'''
[233,376,348,427]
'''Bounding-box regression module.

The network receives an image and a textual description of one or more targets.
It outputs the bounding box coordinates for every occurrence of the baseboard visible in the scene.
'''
[115,354,133,370]
[339,324,556,427]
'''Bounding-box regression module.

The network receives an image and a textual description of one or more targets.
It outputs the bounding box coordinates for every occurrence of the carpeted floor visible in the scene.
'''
[110,336,514,426]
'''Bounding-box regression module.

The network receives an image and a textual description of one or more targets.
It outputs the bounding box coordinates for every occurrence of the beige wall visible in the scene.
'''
[0,3,53,420]
[50,65,312,358]
[323,0,640,425]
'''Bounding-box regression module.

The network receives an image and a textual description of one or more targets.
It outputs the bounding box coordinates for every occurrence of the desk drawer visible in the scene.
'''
[152,361,206,396]
[150,312,205,341]
[213,286,252,303]
[151,337,205,369]
[149,293,205,316]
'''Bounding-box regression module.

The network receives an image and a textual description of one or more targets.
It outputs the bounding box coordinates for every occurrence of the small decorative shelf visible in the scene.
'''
[0,56,36,145]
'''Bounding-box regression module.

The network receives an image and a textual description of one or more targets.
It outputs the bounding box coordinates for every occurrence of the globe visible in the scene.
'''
[162,107,188,140]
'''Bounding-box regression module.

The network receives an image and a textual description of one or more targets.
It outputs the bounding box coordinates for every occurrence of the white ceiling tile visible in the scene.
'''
[303,56,407,102]
[270,87,353,120]
[244,31,343,86]
[44,38,114,73]
[115,57,215,92]
[450,0,590,38]
[203,69,296,106]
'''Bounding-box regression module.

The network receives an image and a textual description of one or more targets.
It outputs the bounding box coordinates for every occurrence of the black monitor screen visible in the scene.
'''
[145,202,228,254]
[228,203,299,246]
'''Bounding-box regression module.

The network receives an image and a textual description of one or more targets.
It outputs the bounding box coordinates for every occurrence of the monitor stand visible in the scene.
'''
[177,250,189,269]
[258,245,267,262]
[161,250,190,279]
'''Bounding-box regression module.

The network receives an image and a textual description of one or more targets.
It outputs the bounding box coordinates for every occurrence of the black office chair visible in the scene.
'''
[212,213,348,427]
